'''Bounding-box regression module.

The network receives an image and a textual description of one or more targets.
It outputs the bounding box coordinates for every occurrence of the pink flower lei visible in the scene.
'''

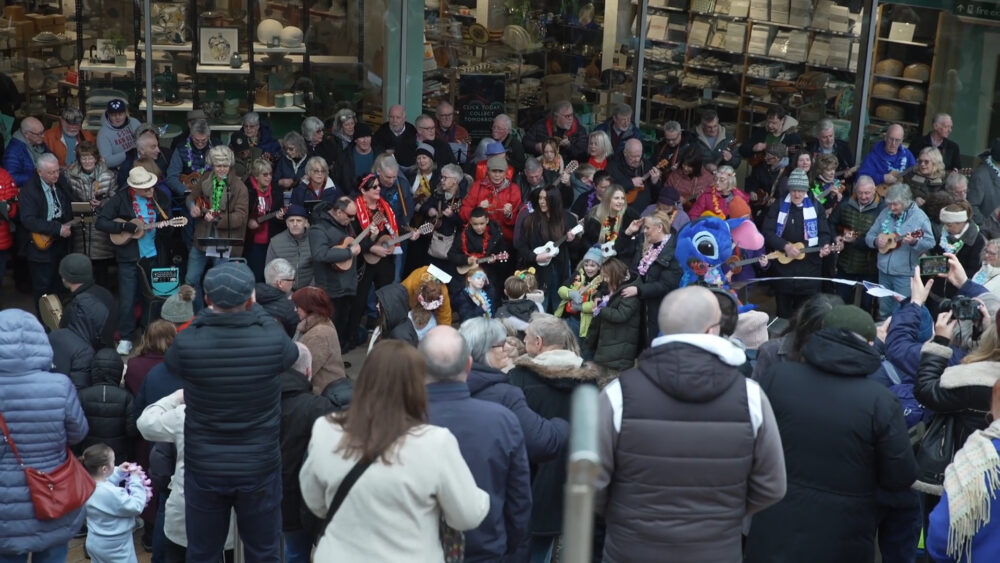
[637,236,669,276]
[120,462,154,506]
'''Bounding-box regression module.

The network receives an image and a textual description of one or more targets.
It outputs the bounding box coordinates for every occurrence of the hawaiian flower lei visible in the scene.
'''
[120,462,153,506]
[880,210,906,235]
[183,139,212,174]
[939,230,965,254]
[211,175,227,212]
[601,214,620,243]
[417,293,443,310]
[466,287,492,315]
[130,189,156,224]
[711,186,726,217]
[592,293,611,317]
[461,226,490,258]
[637,238,668,276]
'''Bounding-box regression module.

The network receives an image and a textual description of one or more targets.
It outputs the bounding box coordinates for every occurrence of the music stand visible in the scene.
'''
[302,199,323,215]
[197,237,244,256]
[70,202,95,255]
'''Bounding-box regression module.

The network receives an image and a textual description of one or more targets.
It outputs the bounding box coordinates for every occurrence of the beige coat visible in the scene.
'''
[295,314,345,394]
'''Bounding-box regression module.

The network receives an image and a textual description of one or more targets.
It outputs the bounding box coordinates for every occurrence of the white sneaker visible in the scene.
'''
[116,340,133,355]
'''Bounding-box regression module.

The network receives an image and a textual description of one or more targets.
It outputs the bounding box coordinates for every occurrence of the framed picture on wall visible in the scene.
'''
[199,27,238,65]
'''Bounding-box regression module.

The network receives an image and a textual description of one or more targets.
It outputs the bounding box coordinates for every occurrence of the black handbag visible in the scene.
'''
[914,413,959,488]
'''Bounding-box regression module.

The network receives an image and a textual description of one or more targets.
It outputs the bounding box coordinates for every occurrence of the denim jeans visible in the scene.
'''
[0,543,68,563]
[282,530,313,563]
[185,246,230,313]
[117,259,152,342]
[184,468,282,563]
[878,271,911,319]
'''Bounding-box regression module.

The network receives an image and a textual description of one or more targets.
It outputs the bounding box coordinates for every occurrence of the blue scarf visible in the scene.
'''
[775,193,818,246]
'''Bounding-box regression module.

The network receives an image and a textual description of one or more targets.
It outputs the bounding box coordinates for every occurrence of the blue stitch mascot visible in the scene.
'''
[675,216,764,312]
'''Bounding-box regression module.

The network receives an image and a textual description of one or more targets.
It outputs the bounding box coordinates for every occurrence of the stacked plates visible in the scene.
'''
[502,25,531,52]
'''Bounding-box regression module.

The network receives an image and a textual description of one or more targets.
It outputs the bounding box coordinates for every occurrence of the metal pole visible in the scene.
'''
[143,0,153,123]
[560,385,600,563]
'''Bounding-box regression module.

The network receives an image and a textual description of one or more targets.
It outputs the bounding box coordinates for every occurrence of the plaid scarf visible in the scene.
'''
[942,419,1000,562]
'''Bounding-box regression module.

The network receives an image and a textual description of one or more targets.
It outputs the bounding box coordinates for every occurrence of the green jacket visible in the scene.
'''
[587,284,642,371]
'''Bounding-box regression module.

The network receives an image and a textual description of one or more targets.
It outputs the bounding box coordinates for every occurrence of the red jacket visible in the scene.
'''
[42,123,96,168]
[473,160,515,184]
[0,168,18,250]
[460,178,522,243]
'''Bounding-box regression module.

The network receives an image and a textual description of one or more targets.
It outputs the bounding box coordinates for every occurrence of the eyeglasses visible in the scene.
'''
[886,137,904,144]
[24,129,44,136]
[437,112,454,118]
[558,112,574,118]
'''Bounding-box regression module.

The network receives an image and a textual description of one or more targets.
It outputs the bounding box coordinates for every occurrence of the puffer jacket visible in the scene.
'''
[884,302,964,384]
[375,283,419,346]
[255,282,298,337]
[914,340,1000,491]
[467,362,568,464]
[77,348,136,463]
[66,161,117,261]
[189,172,249,257]
[2,132,46,186]
[48,292,109,389]
[508,351,600,535]
[165,307,298,478]
[0,309,89,555]
[308,206,356,299]
[746,328,916,563]
[587,286,642,371]
[279,369,334,533]
[295,314,346,396]
[64,282,118,350]
[266,229,313,290]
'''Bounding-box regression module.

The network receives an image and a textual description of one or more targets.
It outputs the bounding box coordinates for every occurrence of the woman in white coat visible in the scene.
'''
[299,340,489,562]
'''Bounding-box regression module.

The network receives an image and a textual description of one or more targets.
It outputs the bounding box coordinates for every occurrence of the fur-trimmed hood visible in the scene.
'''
[513,350,600,390]
[940,361,1000,390]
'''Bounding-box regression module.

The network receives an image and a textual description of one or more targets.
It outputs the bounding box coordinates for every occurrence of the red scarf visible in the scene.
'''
[461,226,490,259]
[355,194,398,239]
[249,176,272,243]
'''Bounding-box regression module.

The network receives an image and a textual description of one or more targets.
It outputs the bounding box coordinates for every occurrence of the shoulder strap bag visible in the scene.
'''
[0,411,95,520]
[321,455,376,534]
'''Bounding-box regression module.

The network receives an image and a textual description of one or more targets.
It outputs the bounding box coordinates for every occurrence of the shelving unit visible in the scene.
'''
[640,0,861,140]
[865,4,942,144]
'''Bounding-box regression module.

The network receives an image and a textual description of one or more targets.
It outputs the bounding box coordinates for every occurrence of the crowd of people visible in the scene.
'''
[2,98,1000,562]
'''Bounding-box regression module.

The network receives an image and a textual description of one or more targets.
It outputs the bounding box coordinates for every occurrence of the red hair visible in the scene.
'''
[291,286,333,318]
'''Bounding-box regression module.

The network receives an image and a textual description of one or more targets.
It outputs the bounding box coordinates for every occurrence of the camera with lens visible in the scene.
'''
[939,296,983,322]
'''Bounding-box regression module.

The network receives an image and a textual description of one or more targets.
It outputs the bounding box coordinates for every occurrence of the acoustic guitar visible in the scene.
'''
[109,217,189,246]
[625,159,669,205]
[362,223,434,265]
[879,230,924,254]
[332,212,385,271]
[456,251,510,275]
[770,240,844,264]
[31,217,92,250]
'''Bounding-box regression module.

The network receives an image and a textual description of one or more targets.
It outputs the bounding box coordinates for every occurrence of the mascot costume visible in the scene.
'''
[675,216,765,311]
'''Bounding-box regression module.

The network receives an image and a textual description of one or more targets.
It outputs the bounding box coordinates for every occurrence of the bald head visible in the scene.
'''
[20,117,44,147]
[886,124,904,139]
[658,286,722,335]
[419,326,471,382]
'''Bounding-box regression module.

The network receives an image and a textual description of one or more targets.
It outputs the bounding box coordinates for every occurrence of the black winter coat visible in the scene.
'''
[586,285,642,371]
[17,173,73,262]
[165,307,298,478]
[746,328,917,563]
[630,235,683,345]
[308,207,357,299]
[49,293,108,389]
[467,363,568,464]
[374,283,418,346]
[508,353,600,535]
[582,208,639,266]
[320,378,353,412]
[452,286,497,322]
[77,349,136,463]
[64,282,118,350]
[448,223,504,268]
[761,195,832,295]
[95,186,175,264]
[914,339,999,482]
[606,155,660,213]
[279,369,334,532]
[255,282,298,337]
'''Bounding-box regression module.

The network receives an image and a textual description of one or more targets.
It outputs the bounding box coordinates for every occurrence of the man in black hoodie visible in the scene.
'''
[165,261,297,563]
[278,342,338,562]
[308,197,361,349]
[255,257,299,337]
[59,253,118,349]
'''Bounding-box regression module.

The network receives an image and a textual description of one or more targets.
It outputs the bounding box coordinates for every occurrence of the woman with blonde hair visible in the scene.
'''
[299,341,489,561]
[621,210,683,346]
[587,130,613,171]
[687,165,751,219]
[905,146,947,206]
[583,184,639,265]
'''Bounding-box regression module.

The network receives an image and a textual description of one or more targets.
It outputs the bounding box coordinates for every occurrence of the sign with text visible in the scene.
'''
[458,74,506,143]
[955,1,1000,21]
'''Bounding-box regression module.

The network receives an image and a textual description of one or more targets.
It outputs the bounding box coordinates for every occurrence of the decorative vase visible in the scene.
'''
[115,54,127,67]
[229,52,242,68]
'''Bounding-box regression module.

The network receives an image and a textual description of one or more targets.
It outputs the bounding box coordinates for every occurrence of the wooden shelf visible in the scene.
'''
[138,41,192,52]
[138,100,193,111]
[253,104,306,113]
[78,59,135,73]
[870,95,924,106]
[252,42,306,54]
[195,63,249,74]
[873,73,927,85]
[877,36,932,48]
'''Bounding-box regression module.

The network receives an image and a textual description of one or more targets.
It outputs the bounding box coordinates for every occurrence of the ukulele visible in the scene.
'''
[600,239,617,258]
[109,217,188,245]
[625,159,669,205]
[31,217,92,250]
[770,240,844,264]
[363,223,434,265]
[456,251,510,275]
[879,229,924,254]
[533,222,585,267]
[179,171,205,193]
[333,212,385,271]
[251,206,289,226]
